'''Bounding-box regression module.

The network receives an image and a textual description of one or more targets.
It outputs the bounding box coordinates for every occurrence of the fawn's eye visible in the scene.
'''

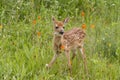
[55,26,59,29]
[63,27,65,29]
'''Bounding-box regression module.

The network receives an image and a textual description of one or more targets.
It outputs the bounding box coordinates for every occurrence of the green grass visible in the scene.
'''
[0,0,120,80]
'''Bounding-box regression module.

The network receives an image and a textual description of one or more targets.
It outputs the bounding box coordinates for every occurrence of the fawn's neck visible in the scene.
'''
[54,34,63,46]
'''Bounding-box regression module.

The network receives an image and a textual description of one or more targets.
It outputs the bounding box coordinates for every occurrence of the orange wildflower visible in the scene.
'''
[37,32,41,36]
[90,24,95,28]
[32,20,36,25]
[60,45,65,50]
[38,16,40,20]
[81,24,86,29]
[81,11,85,17]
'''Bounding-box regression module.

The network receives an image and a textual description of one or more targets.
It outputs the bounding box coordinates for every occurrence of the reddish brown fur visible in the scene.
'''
[55,21,64,27]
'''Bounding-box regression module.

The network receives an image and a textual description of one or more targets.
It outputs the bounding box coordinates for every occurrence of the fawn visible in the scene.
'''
[46,17,88,74]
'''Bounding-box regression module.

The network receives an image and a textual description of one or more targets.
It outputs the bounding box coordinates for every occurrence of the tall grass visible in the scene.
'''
[0,0,120,80]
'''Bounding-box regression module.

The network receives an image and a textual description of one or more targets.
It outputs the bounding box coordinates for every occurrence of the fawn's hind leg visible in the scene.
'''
[71,49,77,60]
[79,47,88,75]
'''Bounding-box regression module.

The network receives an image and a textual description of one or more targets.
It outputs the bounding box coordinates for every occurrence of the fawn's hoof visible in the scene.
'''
[45,64,48,67]
[45,64,50,69]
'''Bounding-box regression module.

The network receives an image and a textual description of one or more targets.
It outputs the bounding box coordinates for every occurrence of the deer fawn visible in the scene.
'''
[46,17,88,74]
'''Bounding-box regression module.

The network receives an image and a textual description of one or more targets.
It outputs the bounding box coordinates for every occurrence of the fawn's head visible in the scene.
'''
[52,17,69,35]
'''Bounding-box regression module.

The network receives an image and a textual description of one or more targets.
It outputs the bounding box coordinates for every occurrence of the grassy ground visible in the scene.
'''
[0,0,120,80]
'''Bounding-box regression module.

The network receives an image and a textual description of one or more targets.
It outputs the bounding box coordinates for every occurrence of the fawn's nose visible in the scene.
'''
[59,31,64,35]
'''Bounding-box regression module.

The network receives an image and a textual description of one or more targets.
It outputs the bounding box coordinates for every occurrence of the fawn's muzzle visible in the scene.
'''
[59,31,64,35]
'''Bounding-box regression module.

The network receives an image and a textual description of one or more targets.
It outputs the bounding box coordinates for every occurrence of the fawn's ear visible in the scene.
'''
[63,17,69,24]
[52,16,56,23]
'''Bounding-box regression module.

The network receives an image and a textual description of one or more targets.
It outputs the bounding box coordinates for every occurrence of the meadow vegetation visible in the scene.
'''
[0,0,120,80]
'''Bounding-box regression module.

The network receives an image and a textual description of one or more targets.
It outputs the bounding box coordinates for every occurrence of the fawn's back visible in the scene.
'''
[62,28,86,49]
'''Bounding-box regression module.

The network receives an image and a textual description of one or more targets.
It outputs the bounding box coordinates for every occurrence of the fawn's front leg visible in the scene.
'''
[46,51,60,68]
[65,50,72,73]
